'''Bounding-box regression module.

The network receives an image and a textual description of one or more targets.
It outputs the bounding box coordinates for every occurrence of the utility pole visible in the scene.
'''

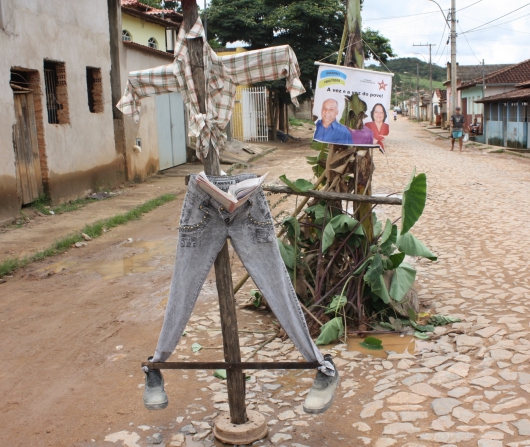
[413,43,436,123]
[416,64,421,121]
[450,0,457,113]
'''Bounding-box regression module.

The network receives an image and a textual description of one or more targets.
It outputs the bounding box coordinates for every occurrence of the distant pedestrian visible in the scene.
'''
[393,109,397,121]
[450,106,467,151]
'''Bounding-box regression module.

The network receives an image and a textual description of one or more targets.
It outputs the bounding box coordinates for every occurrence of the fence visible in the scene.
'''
[231,86,268,142]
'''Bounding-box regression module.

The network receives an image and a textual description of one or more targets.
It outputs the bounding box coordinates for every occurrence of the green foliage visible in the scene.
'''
[367,57,447,82]
[360,336,383,350]
[316,317,344,345]
[322,215,363,252]
[250,289,263,307]
[208,0,395,100]
[363,28,396,63]
[325,295,347,315]
[273,165,436,346]
[396,232,437,261]
[401,170,427,235]
[191,343,203,353]
[279,174,314,192]
[389,263,416,302]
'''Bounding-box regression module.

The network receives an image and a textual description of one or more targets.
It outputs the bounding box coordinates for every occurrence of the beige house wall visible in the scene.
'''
[0,0,122,219]
[120,43,176,182]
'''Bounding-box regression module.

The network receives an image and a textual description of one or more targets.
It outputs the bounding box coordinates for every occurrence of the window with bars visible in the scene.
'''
[148,37,158,49]
[509,102,518,122]
[519,101,529,123]
[122,30,132,41]
[86,67,104,113]
[501,103,508,121]
[489,103,498,121]
[43,60,69,125]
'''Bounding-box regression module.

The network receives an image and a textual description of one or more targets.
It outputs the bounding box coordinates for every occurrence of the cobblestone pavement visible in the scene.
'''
[120,118,530,447]
[6,118,530,447]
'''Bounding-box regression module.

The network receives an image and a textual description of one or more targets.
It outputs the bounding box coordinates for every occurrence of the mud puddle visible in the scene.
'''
[35,239,175,279]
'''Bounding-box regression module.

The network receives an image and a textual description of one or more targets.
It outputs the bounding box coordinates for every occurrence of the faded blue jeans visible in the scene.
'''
[152,173,333,375]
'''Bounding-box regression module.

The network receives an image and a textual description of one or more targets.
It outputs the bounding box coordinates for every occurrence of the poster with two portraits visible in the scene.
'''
[312,63,394,153]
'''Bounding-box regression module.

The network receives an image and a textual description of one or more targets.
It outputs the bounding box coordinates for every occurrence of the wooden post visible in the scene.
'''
[344,0,374,242]
[181,0,247,425]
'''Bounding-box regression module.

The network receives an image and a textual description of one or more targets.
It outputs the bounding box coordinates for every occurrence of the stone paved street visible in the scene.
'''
[104,118,530,447]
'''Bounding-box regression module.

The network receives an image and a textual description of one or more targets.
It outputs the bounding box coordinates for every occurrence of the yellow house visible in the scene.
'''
[121,0,181,52]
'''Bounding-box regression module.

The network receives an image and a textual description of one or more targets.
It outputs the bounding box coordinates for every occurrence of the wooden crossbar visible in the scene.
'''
[142,361,320,370]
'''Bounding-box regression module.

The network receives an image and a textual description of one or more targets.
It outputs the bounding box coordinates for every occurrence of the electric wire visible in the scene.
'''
[458,23,482,64]
[460,2,530,34]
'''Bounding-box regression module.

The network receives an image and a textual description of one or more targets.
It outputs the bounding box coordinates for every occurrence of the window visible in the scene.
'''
[509,102,518,122]
[490,103,498,121]
[148,37,158,50]
[43,60,69,125]
[86,67,103,113]
[520,102,528,123]
[122,30,132,41]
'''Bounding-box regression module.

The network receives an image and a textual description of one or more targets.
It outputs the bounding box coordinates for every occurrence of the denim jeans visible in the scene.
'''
[152,173,332,374]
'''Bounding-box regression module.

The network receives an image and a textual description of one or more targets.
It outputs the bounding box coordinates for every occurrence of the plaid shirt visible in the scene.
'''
[116,18,305,158]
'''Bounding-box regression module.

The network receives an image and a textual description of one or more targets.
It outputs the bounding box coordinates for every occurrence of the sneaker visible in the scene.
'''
[303,354,339,414]
[142,357,168,410]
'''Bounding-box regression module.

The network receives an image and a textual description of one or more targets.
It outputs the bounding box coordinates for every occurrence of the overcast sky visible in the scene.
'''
[361,0,530,68]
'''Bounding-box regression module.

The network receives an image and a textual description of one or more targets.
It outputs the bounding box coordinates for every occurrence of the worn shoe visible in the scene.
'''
[142,357,168,410]
[303,354,339,414]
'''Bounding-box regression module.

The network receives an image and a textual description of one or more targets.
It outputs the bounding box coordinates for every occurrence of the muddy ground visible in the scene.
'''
[3,119,530,447]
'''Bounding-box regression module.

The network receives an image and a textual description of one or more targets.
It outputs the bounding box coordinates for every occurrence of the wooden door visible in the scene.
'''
[13,92,43,204]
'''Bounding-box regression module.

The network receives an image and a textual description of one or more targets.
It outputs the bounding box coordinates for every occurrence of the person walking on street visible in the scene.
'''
[450,106,466,152]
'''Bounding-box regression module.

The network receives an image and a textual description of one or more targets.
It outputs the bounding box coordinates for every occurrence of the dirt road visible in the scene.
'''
[2,119,530,447]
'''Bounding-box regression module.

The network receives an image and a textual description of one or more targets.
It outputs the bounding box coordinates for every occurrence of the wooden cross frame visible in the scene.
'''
[148,0,318,426]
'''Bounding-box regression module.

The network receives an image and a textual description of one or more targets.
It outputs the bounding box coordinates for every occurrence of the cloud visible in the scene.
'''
[362,0,530,66]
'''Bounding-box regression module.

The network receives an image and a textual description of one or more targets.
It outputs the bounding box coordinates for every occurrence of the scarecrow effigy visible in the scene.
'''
[117,6,339,444]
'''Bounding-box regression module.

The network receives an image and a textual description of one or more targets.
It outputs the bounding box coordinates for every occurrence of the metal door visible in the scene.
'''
[242,86,268,142]
[156,92,187,170]
[13,92,43,204]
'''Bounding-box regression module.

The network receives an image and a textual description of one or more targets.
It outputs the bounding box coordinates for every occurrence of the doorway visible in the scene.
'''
[10,69,44,204]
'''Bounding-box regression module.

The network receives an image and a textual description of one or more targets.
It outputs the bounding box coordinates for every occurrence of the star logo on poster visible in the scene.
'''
[378,80,388,91]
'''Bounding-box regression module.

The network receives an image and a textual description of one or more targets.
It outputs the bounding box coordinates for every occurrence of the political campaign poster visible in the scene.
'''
[312,63,394,151]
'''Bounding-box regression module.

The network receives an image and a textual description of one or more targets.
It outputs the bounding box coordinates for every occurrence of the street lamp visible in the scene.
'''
[428,0,457,116]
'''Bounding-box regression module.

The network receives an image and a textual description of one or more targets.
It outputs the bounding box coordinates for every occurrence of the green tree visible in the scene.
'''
[208,0,395,99]
[362,28,396,64]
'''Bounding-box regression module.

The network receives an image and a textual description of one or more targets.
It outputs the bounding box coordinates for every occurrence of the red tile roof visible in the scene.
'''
[121,0,182,26]
[516,80,530,89]
[476,87,530,103]
[459,59,530,90]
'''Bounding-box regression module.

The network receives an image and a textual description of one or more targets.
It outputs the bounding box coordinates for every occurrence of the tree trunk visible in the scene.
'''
[344,0,373,242]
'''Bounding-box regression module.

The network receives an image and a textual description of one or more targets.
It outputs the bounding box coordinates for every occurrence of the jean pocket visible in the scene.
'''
[178,201,211,247]
[246,205,274,244]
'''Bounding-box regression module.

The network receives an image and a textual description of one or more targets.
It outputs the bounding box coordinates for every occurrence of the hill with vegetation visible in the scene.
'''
[368,57,446,81]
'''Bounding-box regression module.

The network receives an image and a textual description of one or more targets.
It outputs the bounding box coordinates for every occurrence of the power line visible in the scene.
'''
[458,23,482,64]
[460,2,530,34]
[364,10,439,21]
[461,11,530,35]
[458,0,483,12]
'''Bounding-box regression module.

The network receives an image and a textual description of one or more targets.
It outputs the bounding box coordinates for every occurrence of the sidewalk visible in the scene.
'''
[421,121,530,157]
